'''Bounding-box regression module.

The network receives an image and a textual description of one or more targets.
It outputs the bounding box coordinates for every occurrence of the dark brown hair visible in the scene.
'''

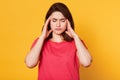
[44,2,74,41]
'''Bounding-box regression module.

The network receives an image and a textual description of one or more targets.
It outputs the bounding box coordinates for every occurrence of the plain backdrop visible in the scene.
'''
[0,0,120,80]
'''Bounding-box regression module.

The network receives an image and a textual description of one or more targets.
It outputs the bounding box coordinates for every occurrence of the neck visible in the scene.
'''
[50,32,64,42]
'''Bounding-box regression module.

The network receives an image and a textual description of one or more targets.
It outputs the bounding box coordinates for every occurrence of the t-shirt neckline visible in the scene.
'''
[48,39,67,44]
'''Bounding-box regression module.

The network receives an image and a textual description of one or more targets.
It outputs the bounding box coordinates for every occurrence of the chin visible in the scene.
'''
[54,31,64,35]
[56,32,63,35]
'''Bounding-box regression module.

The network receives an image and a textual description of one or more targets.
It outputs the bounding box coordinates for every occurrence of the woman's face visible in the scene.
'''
[50,11,67,35]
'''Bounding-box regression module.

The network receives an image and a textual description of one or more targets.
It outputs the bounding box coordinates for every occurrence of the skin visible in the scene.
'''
[50,11,67,42]
[25,11,92,68]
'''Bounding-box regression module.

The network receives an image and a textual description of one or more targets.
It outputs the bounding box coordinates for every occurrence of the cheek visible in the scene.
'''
[50,22,55,30]
[61,22,67,29]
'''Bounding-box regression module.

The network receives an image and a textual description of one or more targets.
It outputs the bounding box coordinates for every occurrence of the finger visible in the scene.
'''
[43,16,51,29]
[67,19,71,29]
[67,19,75,33]
[65,31,72,37]
[46,29,53,38]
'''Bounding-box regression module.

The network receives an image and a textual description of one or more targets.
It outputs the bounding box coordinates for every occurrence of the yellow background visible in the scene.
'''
[0,0,120,80]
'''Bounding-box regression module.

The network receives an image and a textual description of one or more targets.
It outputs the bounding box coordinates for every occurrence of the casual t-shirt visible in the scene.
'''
[31,38,80,80]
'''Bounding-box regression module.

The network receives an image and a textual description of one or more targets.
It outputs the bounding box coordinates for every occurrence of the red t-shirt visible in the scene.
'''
[31,38,80,80]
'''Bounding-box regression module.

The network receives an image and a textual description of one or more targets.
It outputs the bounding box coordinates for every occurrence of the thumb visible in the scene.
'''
[46,30,53,38]
[65,31,72,38]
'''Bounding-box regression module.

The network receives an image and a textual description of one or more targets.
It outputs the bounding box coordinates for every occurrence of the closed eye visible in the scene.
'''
[60,19,66,22]
[52,19,57,22]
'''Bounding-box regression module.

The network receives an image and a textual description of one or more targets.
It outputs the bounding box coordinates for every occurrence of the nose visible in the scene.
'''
[56,21,60,27]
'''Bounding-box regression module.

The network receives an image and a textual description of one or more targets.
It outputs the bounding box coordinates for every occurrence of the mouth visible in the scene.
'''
[55,28,62,30]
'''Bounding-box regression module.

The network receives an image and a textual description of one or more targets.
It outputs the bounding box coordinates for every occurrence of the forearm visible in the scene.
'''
[73,35,92,67]
[25,35,45,68]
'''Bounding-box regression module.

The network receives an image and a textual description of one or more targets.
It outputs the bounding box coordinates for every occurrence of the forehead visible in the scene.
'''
[51,11,65,19]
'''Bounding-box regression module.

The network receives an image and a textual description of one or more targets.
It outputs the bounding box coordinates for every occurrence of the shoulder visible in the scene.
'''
[30,37,49,49]
[30,37,39,49]
[68,40,76,49]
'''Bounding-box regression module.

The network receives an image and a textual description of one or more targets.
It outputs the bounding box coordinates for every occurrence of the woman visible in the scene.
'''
[25,2,92,80]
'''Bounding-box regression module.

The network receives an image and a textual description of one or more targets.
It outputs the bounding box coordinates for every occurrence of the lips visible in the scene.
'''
[55,28,62,30]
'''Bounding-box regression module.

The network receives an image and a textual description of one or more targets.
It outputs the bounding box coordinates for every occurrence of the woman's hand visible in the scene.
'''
[65,20,78,39]
[41,16,52,39]
[65,20,92,67]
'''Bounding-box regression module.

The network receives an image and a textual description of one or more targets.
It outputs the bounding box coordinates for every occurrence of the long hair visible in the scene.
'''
[44,2,74,41]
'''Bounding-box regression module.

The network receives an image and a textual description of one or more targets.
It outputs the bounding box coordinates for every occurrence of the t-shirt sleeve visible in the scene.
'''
[30,37,39,50]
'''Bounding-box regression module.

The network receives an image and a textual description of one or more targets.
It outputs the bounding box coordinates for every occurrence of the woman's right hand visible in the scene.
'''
[41,17,52,39]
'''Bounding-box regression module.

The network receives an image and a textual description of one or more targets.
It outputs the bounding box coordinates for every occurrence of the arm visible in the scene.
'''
[25,17,52,68]
[66,20,92,67]
[74,36,92,67]
[25,36,45,68]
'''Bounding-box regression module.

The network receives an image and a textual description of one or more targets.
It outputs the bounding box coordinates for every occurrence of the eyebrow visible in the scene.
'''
[52,18,66,20]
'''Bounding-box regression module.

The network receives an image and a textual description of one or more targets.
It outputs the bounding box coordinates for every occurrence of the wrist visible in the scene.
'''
[73,34,79,39]
[40,34,46,40]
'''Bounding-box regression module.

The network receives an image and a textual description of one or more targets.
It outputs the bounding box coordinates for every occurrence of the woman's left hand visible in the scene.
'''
[65,20,78,38]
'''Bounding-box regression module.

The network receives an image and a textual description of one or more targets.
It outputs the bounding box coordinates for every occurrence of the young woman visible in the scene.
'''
[25,2,92,80]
